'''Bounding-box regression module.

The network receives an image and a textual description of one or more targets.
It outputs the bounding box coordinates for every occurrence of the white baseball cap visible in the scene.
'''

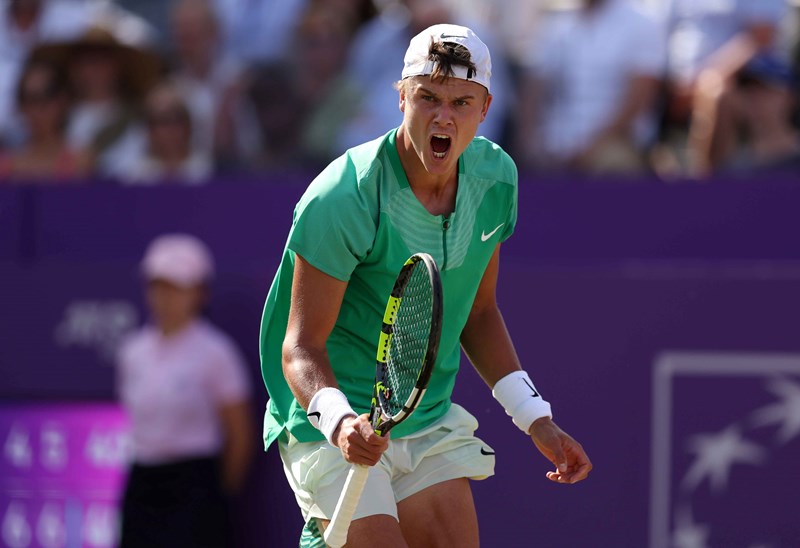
[141,234,215,287]
[401,24,492,92]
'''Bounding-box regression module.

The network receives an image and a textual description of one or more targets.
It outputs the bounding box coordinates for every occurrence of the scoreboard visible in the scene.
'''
[0,404,130,548]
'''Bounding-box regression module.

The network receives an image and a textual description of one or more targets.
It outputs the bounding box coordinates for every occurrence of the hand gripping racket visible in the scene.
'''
[323,253,443,548]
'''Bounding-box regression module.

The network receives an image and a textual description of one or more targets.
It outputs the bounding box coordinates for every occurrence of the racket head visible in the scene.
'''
[372,252,442,433]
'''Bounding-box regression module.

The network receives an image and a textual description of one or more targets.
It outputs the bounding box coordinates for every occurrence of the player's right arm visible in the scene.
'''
[282,254,387,465]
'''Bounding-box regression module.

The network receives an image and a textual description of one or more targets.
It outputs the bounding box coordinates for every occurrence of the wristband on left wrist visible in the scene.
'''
[491,370,552,434]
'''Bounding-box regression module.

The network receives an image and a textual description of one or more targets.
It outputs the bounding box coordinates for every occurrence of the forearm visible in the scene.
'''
[700,24,775,83]
[464,303,554,437]
[282,341,340,410]
[460,303,523,388]
[283,254,350,410]
[283,339,360,447]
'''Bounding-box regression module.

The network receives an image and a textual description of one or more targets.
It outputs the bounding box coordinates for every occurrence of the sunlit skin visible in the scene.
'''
[395,76,491,214]
[145,279,206,336]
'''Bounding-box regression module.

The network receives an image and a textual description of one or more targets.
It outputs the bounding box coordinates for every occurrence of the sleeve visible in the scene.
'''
[287,156,378,281]
[208,334,252,406]
[500,155,518,243]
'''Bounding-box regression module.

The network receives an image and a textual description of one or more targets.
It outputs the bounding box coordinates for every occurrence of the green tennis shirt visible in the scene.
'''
[260,128,518,449]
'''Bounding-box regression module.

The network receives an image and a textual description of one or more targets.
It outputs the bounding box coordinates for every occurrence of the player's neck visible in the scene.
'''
[409,175,457,217]
[396,128,458,216]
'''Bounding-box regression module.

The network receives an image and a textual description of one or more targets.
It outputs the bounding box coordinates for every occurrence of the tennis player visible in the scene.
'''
[260,24,592,547]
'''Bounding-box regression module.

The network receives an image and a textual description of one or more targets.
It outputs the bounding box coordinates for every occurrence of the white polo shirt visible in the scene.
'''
[117,319,251,464]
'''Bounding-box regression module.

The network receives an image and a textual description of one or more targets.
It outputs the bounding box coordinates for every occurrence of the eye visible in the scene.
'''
[421,94,435,102]
[454,99,468,106]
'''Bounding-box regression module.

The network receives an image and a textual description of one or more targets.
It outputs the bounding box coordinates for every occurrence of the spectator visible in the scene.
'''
[211,0,308,65]
[247,61,307,171]
[294,0,363,106]
[117,233,255,547]
[326,0,514,157]
[0,0,95,148]
[31,6,162,180]
[167,0,260,171]
[727,56,800,175]
[513,0,666,176]
[0,58,91,182]
[116,82,213,184]
[293,0,364,166]
[659,0,790,178]
[115,0,309,66]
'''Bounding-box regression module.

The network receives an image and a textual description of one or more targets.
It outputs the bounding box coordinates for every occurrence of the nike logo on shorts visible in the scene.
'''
[480,447,495,456]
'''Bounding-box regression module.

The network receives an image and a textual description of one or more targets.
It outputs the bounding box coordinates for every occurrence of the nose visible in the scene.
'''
[433,103,455,126]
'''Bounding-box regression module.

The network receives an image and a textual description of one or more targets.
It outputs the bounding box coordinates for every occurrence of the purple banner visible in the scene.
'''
[1,179,799,547]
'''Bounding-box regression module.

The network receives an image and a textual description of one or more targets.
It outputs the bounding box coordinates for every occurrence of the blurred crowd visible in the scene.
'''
[0,0,799,184]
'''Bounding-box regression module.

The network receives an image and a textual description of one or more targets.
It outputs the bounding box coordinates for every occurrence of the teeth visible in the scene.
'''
[433,151,446,158]
[433,134,450,140]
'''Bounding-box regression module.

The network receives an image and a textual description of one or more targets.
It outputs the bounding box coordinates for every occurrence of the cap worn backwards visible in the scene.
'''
[401,24,492,93]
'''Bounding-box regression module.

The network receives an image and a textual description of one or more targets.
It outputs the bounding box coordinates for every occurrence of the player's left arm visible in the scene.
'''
[460,244,592,484]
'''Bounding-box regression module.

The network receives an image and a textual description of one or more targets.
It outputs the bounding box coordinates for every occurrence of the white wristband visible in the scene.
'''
[307,387,358,446]
[492,371,552,434]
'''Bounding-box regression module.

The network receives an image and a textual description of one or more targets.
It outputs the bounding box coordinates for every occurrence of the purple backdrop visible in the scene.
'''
[1,176,799,547]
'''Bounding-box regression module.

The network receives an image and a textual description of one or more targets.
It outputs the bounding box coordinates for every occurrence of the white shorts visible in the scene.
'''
[278,403,496,522]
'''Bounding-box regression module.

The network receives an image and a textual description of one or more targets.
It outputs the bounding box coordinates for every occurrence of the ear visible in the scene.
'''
[399,85,406,113]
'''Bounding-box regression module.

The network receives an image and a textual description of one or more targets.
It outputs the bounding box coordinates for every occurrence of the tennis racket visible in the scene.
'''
[323,252,443,548]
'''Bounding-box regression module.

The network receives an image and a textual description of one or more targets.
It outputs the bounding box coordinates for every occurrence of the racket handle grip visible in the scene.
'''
[324,464,369,548]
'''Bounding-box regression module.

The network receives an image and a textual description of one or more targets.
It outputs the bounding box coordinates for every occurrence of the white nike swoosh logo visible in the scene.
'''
[481,223,504,242]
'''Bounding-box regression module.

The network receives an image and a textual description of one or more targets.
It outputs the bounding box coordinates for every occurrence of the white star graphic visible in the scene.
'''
[681,424,767,493]
[672,504,711,548]
[750,377,800,444]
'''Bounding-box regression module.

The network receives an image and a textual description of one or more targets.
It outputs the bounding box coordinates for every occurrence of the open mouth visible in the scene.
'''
[430,134,451,159]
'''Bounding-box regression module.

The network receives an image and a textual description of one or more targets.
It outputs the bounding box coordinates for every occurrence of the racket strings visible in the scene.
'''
[384,265,433,416]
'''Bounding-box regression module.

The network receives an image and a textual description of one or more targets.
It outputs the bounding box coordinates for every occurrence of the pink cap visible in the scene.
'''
[141,234,214,287]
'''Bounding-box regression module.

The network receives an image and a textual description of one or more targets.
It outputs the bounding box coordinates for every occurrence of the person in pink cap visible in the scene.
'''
[116,233,254,547]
